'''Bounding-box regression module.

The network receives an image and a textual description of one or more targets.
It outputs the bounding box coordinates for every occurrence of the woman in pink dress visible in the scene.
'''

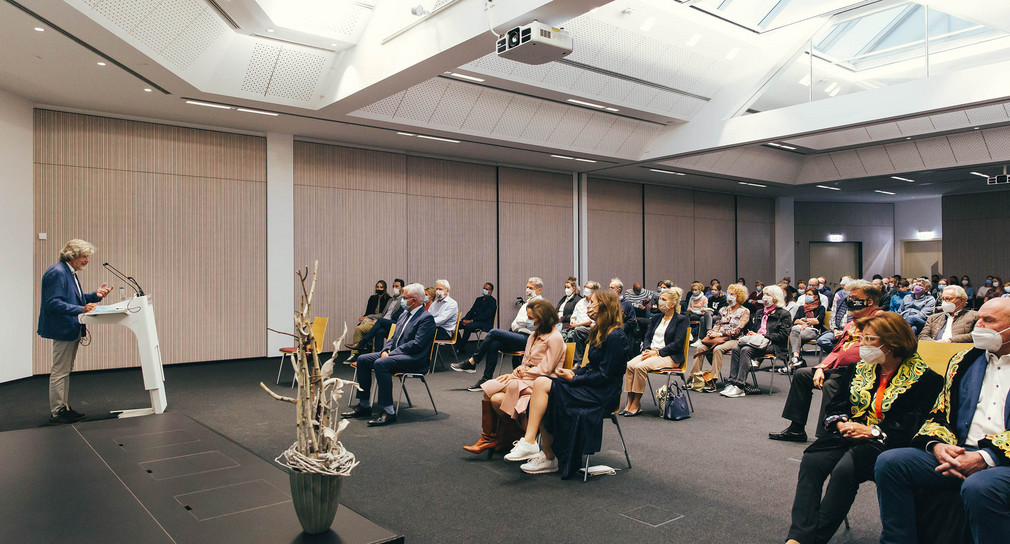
[463,299,565,454]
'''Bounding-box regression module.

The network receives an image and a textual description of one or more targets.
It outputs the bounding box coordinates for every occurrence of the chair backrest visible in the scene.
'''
[683,326,692,362]
[386,323,396,340]
[311,317,328,352]
[448,312,462,342]
[564,342,576,370]
[917,341,973,376]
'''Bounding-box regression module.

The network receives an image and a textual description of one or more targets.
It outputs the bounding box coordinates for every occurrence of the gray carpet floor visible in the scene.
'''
[1,346,882,544]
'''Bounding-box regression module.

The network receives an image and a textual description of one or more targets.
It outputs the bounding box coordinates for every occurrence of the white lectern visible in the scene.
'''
[82,295,167,417]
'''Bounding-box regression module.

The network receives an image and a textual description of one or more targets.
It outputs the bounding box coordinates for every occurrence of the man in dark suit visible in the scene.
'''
[37,239,111,424]
[918,284,978,343]
[454,282,497,353]
[875,298,1010,544]
[342,283,436,427]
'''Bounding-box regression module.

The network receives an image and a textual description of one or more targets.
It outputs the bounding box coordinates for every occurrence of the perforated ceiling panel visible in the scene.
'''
[855,146,894,176]
[829,150,866,178]
[983,127,1010,160]
[914,136,956,168]
[548,108,594,147]
[133,0,201,55]
[429,82,482,128]
[163,9,228,69]
[241,43,281,95]
[948,131,991,164]
[92,0,159,31]
[964,104,1009,126]
[266,48,328,102]
[492,95,543,139]
[929,110,971,131]
[570,113,615,150]
[883,141,926,171]
[521,101,568,142]
[864,123,902,141]
[395,78,450,123]
[358,90,406,117]
[896,116,936,135]
[460,88,513,133]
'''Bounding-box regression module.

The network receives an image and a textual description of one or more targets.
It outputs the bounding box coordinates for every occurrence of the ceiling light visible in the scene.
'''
[551,154,575,160]
[725,47,740,60]
[828,234,843,242]
[416,134,460,143]
[905,137,911,140]
[266,28,275,33]
[829,88,840,97]
[778,145,797,150]
[143,88,152,92]
[649,168,686,176]
[640,16,657,32]
[824,82,839,93]
[331,43,339,47]
[686,33,701,47]
[446,72,485,82]
[397,132,416,136]
[739,182,766,188]
[604,107,619,112]
[34,27,44,32]
[566,98,605,109]
[970,171,989,178]
[798,74,811,87]
[574,158,597,163]
[875,190,896,195]
[236,108,279,116]
[765,142,782,147]
[891,176,914,182]
[816,185,841,191]
[96,62,106,66]
[185,100,232,109]
[974,127,980,130]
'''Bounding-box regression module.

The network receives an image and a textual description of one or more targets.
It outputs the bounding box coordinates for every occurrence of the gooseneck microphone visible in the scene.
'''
[103,262,145,296]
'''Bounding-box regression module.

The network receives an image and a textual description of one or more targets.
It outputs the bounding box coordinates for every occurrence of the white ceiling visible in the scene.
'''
[2,0,1010,202]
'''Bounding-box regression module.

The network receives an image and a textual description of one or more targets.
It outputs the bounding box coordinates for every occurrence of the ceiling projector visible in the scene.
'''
[496,21,573,65]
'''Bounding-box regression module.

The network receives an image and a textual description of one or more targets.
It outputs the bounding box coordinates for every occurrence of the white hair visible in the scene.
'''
[763,284,786,308]
[527,277,543,289]
[403,283,425,300]
[59,239,94,262]
[435,278,450,291]
[944,285,968,300]
[610,277,624,291]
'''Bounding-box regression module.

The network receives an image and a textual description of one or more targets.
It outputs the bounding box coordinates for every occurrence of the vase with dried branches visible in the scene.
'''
[262,261,358,534]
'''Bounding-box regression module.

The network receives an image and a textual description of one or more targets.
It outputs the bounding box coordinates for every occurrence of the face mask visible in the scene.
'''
[940,300,956,314]
[971,325,1010,352]
[376,288,384,294]
[937,283,946,289]
[859,345,886,366]
[847,298,868,312]
[435,289,445,300]
[583,288,592,297]
[962,280,969,286]
[526,287,535,297]
[424,294,430,304]
[995,283,1001,288]
[526,317,535,329]
[762,295,774,307]
[986,279,993,286]
[565,287,573,297]
[804,295,815,304]
[1005,286,1010,293]
[633,288,641,294]
[725,297,736,307]
[692,290,702,298]
[658,301,670,312]
[912,285,924,295]
[400,298,409,310]
[482,288,489,296]
[392,287,401,296]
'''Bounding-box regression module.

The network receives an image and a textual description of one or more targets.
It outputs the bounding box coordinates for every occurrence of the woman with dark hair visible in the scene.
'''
[984,276,1004,304]
[783,312,943,544]
[503,289,629,478]
[463,299,565,454]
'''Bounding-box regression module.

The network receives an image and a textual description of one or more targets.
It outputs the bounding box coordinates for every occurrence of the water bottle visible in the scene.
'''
[119,285,126,300]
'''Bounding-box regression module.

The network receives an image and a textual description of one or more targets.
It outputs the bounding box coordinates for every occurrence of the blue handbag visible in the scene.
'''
[663,382,691,421]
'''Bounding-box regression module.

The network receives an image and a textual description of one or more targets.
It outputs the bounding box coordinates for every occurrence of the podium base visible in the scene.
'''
[111,408,156,419]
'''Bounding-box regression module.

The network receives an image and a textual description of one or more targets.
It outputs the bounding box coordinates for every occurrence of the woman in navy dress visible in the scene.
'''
[504,289,629,478]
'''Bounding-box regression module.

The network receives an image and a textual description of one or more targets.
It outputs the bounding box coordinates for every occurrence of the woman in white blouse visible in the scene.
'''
[618,288,690,416]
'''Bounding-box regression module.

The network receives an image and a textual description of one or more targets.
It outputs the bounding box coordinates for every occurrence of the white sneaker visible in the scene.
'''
[520,452,558,474]
[691,340,703,348]
[504,438,541,461]
[724,385,746,398]
[719,385,739,397]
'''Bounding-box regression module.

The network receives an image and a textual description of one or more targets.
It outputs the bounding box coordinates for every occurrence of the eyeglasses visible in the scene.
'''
[861,334,881,343]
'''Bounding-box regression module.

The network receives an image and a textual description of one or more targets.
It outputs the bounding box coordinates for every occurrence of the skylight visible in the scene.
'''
[688,0,866,33]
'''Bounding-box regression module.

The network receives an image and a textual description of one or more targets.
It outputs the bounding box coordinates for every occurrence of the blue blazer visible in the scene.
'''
[37,262,101,341]
[381,307,437,368]
[641,313,689,365]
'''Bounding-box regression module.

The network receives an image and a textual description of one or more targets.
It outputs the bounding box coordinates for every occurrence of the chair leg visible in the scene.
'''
[347,366,358,406]
[583,453,591,482]
[647,376,657,407]
[395,374,407,415]
[768,359,775,395]
[419,375,437,414]
[843,515,851,531]
[401,379,414,408]
[276,353,287,385]
[610,414,632,469]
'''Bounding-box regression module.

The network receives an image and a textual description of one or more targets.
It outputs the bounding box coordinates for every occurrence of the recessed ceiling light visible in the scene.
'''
[574,158,597,163]
[185,100,232,109]
[447,72,485,82]
[330,43,338,47]
[829,88,840,97]
[766,142,782,147]
[34,27,44,32]
[970,171,989,178]
[649,168,686,176]
[143,88,152,92]
[236,108,279,116]
[551,154,574,160]
[604,107,619,112]
[566,98,605,109]
[798,74,811,87]
[824,82,839,93]
[725,47,740,60]
[686,33,701,47]
[905,137,911,140]
[416,134,460,143]
[973,127,980,130]
[778,145,797,150]
[266,28,275,33]
[916,230,936,240]
[816,185,841,191]
[891,176,914,182]
[739,182,766,188]
[396,132,415,136]
[97,62,106,66]
[875,190,896,195]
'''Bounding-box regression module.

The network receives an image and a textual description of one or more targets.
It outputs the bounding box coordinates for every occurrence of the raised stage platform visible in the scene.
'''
[0,412,403,543]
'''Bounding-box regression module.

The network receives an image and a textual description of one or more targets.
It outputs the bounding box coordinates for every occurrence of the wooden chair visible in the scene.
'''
[430,312,463,370]
[917,341,973,376]
[563,342,576,370]
[276,317,328,387]
[647,327,694,412]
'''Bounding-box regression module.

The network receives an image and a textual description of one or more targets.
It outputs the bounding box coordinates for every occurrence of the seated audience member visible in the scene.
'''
[783,287,827,372]
[345,278,405,362]
[687,281,712,344]
[746,280,766,313]
[455,282,497,353]
[451,277,543,391]
[625,281,655,340]
[888,278,910,312]
[463,299,564,454]
[918,285,978,343]
[563,281,599,367]
[816,277,853,354]
[808,278,829,308]
[781,281,801,317]
[689,283,750,383]
[897,278,935,334]
[875,298,1010,544]
[960,275,975,306]
[785,312,943,544]
[345,280,394,361]
[619,288,689,416]
[975,276,994,307]
[1003,283,1010,299]
[818,276,831,299]
[984,276,1004,304]
[503,289,629,478]
[648,280,674,315]
[423,286,435,309]
[341,283,436,427]
[427,279,459,341]
[720,285,791,398]
[556,276,582,330]
[610,278,638,349]
[706,279,727,311]
[932,277,948,300]
[769,280,883,442]
[782,276,798,304]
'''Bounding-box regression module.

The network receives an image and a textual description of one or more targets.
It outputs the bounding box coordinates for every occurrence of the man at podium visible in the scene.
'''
[37,239,111,424]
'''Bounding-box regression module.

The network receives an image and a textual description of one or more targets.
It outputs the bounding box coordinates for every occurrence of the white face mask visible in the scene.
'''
[658,301,670,312]
[564,287,573,297]
[762,295,774,307]
[962,280,969,286]
[435,289,445,300]
[526,287,535,297]
[941,300,956,314]
[972,325,1010,352]
[725,297,736,307]
[482,288,489,296]
[392,287,401,296]
[859,345,886,366]
[583,287,592,298]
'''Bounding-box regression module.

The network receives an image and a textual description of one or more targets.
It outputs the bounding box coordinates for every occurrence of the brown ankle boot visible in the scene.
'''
[463,399,497,453]
[494,413,525,452]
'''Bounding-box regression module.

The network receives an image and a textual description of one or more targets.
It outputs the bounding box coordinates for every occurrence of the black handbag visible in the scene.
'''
[663,382,691,421]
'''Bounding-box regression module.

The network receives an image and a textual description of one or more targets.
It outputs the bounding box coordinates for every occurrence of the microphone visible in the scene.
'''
[103,263,145,296]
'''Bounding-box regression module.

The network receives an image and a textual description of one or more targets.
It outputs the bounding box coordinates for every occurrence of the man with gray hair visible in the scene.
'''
[452,277,543,391]
[37,239,112,424]
[919,284,978,343]
[427,279,459,341]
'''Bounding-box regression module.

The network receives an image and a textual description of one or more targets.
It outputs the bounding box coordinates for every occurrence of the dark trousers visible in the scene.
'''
[876,447,1010,544]
[456,321,492,347]
[470,328,528,381]
[435,327,452,341]
[355,352,428,408]
[781,367,843,437]
[358,317,394,353]
[727,343,774,385]
[788,447,866,544]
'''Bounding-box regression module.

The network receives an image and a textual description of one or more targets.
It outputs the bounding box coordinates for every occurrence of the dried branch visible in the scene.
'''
[260,382,296,403]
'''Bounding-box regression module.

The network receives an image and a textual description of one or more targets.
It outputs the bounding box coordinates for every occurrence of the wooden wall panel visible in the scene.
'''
[33,111,266,374]
[693,218,736,287]
[644,213,695,287]
[587,179,644,289]
[294,142,405,192]
[736,196,775,286]
[498,168,574,315]
[942,192,1010,285]
[407,156,496,201]
[644,185,693,217]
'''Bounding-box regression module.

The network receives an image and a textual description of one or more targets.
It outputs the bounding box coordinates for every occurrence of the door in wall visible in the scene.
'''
[902,240,942,279]
[809,242,862,290]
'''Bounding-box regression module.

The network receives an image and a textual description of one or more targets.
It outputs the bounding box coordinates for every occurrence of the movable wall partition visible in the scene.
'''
[33,110,267,374]
[942,191,1010,286]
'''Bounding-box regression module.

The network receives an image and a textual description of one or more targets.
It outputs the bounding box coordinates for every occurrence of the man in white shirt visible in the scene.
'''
[426,279,459,341]
[563,281,599,366]
[451,277,544,391]
[875,298,1010,543]
[918,285,978,343]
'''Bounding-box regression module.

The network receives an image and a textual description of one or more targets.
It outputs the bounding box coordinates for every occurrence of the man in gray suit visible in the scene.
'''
[918,285,978,343]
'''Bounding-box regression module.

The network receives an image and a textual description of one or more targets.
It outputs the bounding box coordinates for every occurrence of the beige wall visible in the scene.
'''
[587,179,644,289]
[33,110,267,373]
[942,192,1010,286]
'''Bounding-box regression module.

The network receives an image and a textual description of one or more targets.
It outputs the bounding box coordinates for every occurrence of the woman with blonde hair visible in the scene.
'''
[689,283,750,385]
[463,299,565,454]
[619,288,689,416]
[504,289,629,478]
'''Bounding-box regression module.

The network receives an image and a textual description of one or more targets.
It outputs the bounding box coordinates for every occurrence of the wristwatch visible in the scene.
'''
[870,425,887,441]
